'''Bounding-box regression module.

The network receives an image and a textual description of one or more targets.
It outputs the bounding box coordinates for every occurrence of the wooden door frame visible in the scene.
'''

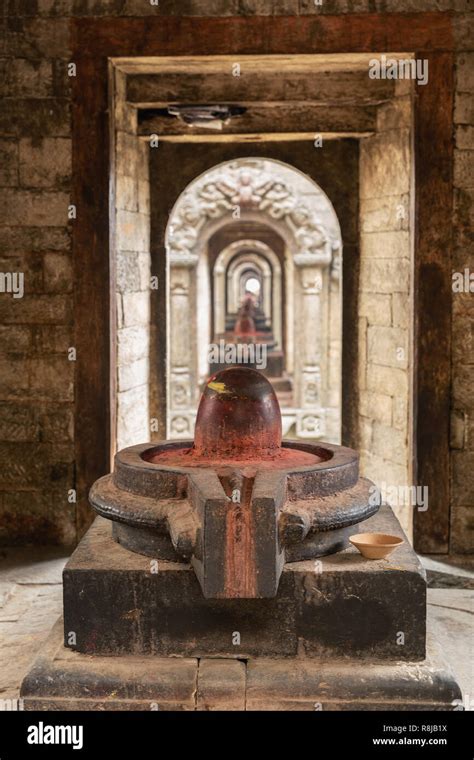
[71,13,454,552]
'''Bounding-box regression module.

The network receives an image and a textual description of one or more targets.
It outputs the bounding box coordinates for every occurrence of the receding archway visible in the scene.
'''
[165,157,343,442]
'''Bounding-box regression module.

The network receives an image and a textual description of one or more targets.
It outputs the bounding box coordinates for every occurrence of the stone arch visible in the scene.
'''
[165,157,342,442]
[213,239,282,349]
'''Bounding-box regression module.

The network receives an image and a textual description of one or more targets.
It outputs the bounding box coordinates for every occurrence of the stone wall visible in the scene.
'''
[358,83,413,537]
[451,49,474,553]
[0,1,472,550]
[113,70,151,452]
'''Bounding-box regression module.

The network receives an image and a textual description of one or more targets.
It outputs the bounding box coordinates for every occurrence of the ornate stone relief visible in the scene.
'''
[167,159,334,264]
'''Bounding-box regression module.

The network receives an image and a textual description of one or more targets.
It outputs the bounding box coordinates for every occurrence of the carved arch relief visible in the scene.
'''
[165,158,342,442]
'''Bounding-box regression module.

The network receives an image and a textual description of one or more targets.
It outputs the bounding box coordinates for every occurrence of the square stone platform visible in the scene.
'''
[20,620,460,710]
[19,506,462,710]
[62,506,426,661]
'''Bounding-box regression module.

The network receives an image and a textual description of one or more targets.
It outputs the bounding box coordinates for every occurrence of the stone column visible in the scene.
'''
[168,254,198,439]
[293,246,332,439]
[213,263,226,336]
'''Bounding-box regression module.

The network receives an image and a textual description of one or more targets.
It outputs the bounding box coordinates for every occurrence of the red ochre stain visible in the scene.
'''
[146,367,326,470]
[148,444,323,470]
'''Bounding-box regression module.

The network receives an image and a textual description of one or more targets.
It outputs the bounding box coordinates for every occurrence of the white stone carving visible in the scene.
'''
[166,159,332,263]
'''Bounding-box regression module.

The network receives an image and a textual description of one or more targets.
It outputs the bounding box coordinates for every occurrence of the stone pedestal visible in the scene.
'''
[20,505,461,710]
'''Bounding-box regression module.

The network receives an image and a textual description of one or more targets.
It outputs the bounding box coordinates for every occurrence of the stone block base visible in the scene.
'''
[20,619,461,711]
[62,506,426,660]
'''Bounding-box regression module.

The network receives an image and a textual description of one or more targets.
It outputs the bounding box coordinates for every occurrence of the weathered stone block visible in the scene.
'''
[453,364,474,407]
[118,358,149,393]
[457,53,474,92]
[367,364,409,398]
[21,620,198,711]
[29,357,74,401]
[453,13,474,52]
[367,325,408,369]
[20,622,461,711]
[5,18,71,58]
[121,290,150,328]
[32,325,72,354]
[450,505,474,555]
[0,402,39,441]
[0,226,70,254]
[456,125,474,150]
[393,395,408,431]
[40,405,74,442]
[372,422,407,466]
[197,659,246,711]
[361,230,410,260]
[376,96,412,132]
[117,325,149,364]
[0,189,68,226]
[452,451,474,504]
[43,252,72,293]
[360,129,411,200]
[62,506,426,661]
[0,294,71,324]
[116,210,149,252]
[115,173,138,213]
[0,98,70,137]
[245,635,460,711]
[359,390,392,426]
[19,138,71,189]
[0,325,31,352]
[0,357,29,397]
[391,292,410,328]
[0,490,76,546]
[116,250,141,293]
[455,92,474,125]
[360,195,409,234]
[358,292,391,325]
[0,139,18,186]
[1,59,52,98]
[360,258,410,294]
[454,150,474,189]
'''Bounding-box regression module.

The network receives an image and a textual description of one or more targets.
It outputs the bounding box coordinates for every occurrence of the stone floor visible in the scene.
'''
[0,545,472,709]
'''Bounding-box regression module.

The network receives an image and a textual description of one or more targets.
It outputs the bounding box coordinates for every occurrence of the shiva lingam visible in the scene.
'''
[20,366,462,709]
[90,367,380,599]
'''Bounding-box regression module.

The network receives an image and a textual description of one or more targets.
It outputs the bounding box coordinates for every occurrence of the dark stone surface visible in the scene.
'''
[63,505,426,660]
[20,620,461,712]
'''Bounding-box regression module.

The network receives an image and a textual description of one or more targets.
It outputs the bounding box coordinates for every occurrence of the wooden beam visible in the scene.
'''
[114,53,413,76]
[127,70,395,107]
[137,104,377,136]
[413,52,454,554]
[138,132,372,143]
[72,56,111,539]
[71,14,453,57]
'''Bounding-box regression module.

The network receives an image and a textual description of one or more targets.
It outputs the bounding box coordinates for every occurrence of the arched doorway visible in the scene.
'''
[165,157,342,442]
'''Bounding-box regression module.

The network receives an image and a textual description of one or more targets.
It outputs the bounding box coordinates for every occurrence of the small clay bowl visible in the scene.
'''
[349,532,404,560]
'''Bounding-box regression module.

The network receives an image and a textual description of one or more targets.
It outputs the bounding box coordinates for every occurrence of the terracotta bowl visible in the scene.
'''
[349,532,404,560]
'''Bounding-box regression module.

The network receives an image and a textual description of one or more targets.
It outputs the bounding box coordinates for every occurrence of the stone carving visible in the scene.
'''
[169,414,193,437]
[171,382,190,408]
[167,159,331,261]
[296,411,325,439]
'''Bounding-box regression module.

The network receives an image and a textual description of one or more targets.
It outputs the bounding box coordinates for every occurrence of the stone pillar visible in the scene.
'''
[293,246,332,439]
[262,270,272,327]
[168,255,198,439]
[213,263,226,335]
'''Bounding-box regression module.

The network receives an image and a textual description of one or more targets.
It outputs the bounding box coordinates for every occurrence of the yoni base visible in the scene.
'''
[20,619,461,710]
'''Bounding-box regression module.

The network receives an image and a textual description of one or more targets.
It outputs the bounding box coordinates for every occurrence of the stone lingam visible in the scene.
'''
[90,367,380,599]
[20,368,462,710]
